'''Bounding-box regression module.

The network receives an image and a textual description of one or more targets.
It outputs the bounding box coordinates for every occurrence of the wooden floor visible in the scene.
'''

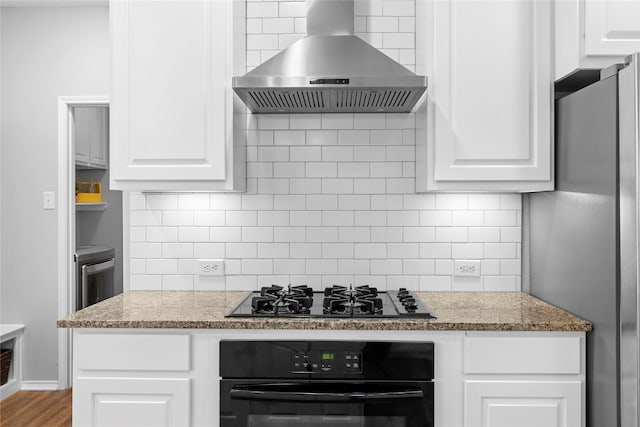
[0,390,71,427]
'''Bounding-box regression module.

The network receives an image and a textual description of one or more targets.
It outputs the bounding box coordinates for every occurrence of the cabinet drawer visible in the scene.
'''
[75,333,190,371]
[464,336,580,374]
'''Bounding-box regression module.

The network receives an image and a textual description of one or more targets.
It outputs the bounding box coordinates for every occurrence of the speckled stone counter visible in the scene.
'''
[57,291,592,331]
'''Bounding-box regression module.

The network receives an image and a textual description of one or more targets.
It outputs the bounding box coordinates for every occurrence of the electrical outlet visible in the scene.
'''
[454,260,481,277]
[198,259,225,276]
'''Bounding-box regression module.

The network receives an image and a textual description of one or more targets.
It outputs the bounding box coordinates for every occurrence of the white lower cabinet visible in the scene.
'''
[465,380,582,427]
[71,330,585,427]
[463,334,585,427]
[74,377,191,427]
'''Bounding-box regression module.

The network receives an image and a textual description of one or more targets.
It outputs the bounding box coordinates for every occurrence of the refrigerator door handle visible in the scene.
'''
[617,51,639,427]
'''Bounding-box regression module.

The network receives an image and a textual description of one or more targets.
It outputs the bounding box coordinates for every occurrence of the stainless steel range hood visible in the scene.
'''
[233,0,427,114]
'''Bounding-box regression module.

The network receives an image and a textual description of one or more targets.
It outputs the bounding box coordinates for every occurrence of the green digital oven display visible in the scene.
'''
[321,353,334,360]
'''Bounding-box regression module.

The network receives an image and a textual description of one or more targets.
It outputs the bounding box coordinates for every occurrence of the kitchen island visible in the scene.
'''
[58,291,591,427]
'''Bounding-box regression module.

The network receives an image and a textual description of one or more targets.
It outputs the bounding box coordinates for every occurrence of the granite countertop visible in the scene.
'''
[57,291,592,332]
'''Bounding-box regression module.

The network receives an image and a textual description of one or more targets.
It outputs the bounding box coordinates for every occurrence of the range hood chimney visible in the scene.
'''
[233,0,427,114]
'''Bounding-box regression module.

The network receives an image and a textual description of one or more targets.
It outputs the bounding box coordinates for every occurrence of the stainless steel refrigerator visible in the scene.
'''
[528,53,640,427]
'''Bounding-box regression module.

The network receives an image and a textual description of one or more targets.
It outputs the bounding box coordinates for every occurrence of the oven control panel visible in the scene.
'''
[291,350,363,374]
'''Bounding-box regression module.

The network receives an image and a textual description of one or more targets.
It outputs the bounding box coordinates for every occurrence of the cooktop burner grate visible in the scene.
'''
[228,284,436,319]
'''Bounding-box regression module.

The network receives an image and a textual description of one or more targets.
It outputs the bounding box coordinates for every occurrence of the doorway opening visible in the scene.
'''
[57,96,123,388]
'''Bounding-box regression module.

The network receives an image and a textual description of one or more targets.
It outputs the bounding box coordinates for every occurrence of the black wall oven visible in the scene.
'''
[220,340,434,427]
[74,245,115,310]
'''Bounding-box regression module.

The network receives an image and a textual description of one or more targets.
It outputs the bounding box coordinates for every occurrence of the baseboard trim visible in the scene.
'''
[21,381,59,391]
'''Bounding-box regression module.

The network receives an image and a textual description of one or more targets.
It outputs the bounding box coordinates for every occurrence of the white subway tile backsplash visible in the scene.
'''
[258,243,290,258]
[420,276,451,291]
[131,243,162,258]
[146,259,178,275]
[435,194,468,210]
[130,227,146,242]
[146,227,178,242]
[403,227,435,242]
[339,130,370,145]
[274,259,306,274]
[403,259,435,275]
[274,130,305,145]
[354,178,386,194]
[258,211,290,226]
[290,243,322,258]
[387,210,418,226]
[484,243,517,259]
[242,195,275,210]
[130,211,162,227]
[210,227,242,242]
[262,17,294,33]
[306,195,338,210]
[247,34,278,50]
[367,16,398,32]
[129,0,522,292]
[322,113,354,130]
[451,243,484,259]
[130,275,162,290]
[371,259,402,275]
[371,194,403,210]
[290,146,321,162]
[307,130,338,146]
[242,227,274,242]
[247,2,278,18]
[322,243,354,259]
[290,179,322,194]
[306,226,338,242]
[146,194,178,210]
[339,227,371,243]
[468,227,500,243]
[162,275,194,291]
[162,211,194,226]
[451,211,484,226]
[194,211,226,226]
[130,259,146,274]
[354,113,386,130]
[306,259,338,275]
[274,226,306,242]
[355,211,386,226]
[371,226,402,242]
[355,0,383,16]
[226,211,258,227]
[193,243,225,258]
[372,130,403,146]
[485,211,518,227]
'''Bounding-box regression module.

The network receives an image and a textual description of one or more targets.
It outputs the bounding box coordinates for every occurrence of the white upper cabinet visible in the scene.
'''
[110,0,246,192]
[74,106,108,169]
[416,0,553,192]
[556,0,640,80]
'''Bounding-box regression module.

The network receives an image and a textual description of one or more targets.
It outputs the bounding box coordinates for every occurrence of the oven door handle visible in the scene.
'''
[229,387,424,402]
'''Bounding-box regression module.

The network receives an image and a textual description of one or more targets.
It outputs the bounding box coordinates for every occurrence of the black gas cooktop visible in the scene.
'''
[226,285,436,319]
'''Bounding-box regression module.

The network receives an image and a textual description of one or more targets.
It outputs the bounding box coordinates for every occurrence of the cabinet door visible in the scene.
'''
[74,107,108,169]
[110,0,228,184]
[88,107,108,168]
[465,381,582,427]
[556,0,640,79]
[416,0,553,192]
[585,0,640,56]
[74,377,191,427]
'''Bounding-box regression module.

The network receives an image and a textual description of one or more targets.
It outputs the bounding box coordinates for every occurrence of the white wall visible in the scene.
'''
[128,0,522,293]
[0,6,109,384]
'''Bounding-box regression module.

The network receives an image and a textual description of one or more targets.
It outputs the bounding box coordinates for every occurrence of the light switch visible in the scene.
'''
[43,191,56,210]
